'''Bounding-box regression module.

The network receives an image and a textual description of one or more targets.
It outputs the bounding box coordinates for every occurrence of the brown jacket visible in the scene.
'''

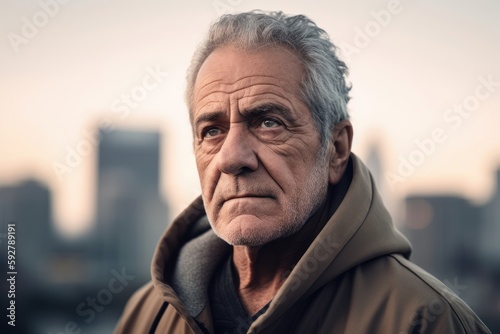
[114,155,491,334]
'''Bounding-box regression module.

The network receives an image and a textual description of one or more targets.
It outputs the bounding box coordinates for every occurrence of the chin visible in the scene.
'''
[222,232,277,247]
[211,214,299,247]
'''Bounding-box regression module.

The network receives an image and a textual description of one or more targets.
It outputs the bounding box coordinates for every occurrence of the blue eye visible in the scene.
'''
[203,127,222,138]
[260,119,281,128]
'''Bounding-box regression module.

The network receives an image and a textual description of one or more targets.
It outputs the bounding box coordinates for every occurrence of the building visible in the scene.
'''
[93,128,169,285]
[0,179,54,333]
[402,195,481,280]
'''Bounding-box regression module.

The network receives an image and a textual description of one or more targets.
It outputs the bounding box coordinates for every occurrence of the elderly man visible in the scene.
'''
[114,11,490,334]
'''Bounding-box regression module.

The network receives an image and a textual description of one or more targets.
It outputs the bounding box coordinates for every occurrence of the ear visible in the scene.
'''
[328,120,353,184]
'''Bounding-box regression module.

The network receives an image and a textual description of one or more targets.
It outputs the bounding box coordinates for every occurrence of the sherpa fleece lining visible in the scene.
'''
[171,215,230,317]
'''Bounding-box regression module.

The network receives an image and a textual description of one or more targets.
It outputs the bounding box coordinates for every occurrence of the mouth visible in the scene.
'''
[224,194,275,202]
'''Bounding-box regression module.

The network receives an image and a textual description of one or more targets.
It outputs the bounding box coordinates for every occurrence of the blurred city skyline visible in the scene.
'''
[1,0,499,238]
[1,126,499,332]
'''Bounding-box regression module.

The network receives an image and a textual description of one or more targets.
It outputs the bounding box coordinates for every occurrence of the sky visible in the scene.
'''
[1,0,499,236]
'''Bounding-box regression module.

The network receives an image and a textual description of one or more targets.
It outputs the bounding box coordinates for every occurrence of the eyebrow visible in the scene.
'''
[243,103,295,124]
[193,103,295,130]
[194,111,227,129]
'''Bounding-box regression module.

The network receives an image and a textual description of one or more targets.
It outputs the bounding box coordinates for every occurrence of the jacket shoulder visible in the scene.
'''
[113,282,164,334]
[366,254,491,333]
[299,254,491,334]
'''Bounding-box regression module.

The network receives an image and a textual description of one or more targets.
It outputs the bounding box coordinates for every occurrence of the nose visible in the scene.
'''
[215,124,258,175]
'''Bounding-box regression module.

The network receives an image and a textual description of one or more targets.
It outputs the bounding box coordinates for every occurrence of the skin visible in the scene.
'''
[191,45,352,315]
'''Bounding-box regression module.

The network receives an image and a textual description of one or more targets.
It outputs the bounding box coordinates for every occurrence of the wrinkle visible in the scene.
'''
[197,74,287,93]
[195,83,297,111]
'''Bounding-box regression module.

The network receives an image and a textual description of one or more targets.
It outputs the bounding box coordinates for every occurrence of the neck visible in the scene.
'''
[231,245,290,315]
[231,188,333,315]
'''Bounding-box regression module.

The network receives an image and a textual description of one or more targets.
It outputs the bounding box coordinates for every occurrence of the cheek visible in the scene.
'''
[259,149,307,187]
[195,153,218,198]
[195,149,211,170]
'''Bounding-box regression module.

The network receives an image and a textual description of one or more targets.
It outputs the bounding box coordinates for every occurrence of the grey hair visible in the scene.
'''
[185,10,351,145]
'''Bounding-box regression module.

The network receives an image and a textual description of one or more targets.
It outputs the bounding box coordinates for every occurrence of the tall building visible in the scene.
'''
[0,180,54,334]
[475,168,500,330]
[364,141,400,223]
[94,128,169,285]
[478,168,500,269]
[0,180,54,282]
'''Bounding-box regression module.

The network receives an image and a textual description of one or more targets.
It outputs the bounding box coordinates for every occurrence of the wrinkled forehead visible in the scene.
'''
[189,44,306,119]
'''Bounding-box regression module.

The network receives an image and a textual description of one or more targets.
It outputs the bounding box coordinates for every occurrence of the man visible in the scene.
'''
[114,11,490,334]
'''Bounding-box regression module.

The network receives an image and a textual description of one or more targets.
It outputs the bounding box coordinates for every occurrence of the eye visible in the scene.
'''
[260,118,281,128]
[202,127,222,138]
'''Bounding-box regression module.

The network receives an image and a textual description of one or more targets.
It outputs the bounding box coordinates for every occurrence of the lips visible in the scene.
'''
[221,191,277,205]
[225,194,274,201]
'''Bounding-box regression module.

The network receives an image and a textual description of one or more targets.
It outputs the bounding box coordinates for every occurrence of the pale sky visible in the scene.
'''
[1,0,499,236]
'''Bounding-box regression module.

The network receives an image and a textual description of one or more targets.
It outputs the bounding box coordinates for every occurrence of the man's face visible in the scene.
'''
[192,45,330,246]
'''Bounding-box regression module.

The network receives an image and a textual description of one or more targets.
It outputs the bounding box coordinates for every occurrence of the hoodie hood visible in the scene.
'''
[149,153,411,330]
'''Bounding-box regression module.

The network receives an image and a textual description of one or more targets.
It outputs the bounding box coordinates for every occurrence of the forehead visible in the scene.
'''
[192,45,305,110]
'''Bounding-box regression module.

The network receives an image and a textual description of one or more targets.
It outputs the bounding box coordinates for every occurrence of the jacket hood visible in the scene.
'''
[149,153,412,330]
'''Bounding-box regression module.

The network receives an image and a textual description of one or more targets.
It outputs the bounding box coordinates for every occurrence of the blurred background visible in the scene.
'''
[0,0,499,333]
